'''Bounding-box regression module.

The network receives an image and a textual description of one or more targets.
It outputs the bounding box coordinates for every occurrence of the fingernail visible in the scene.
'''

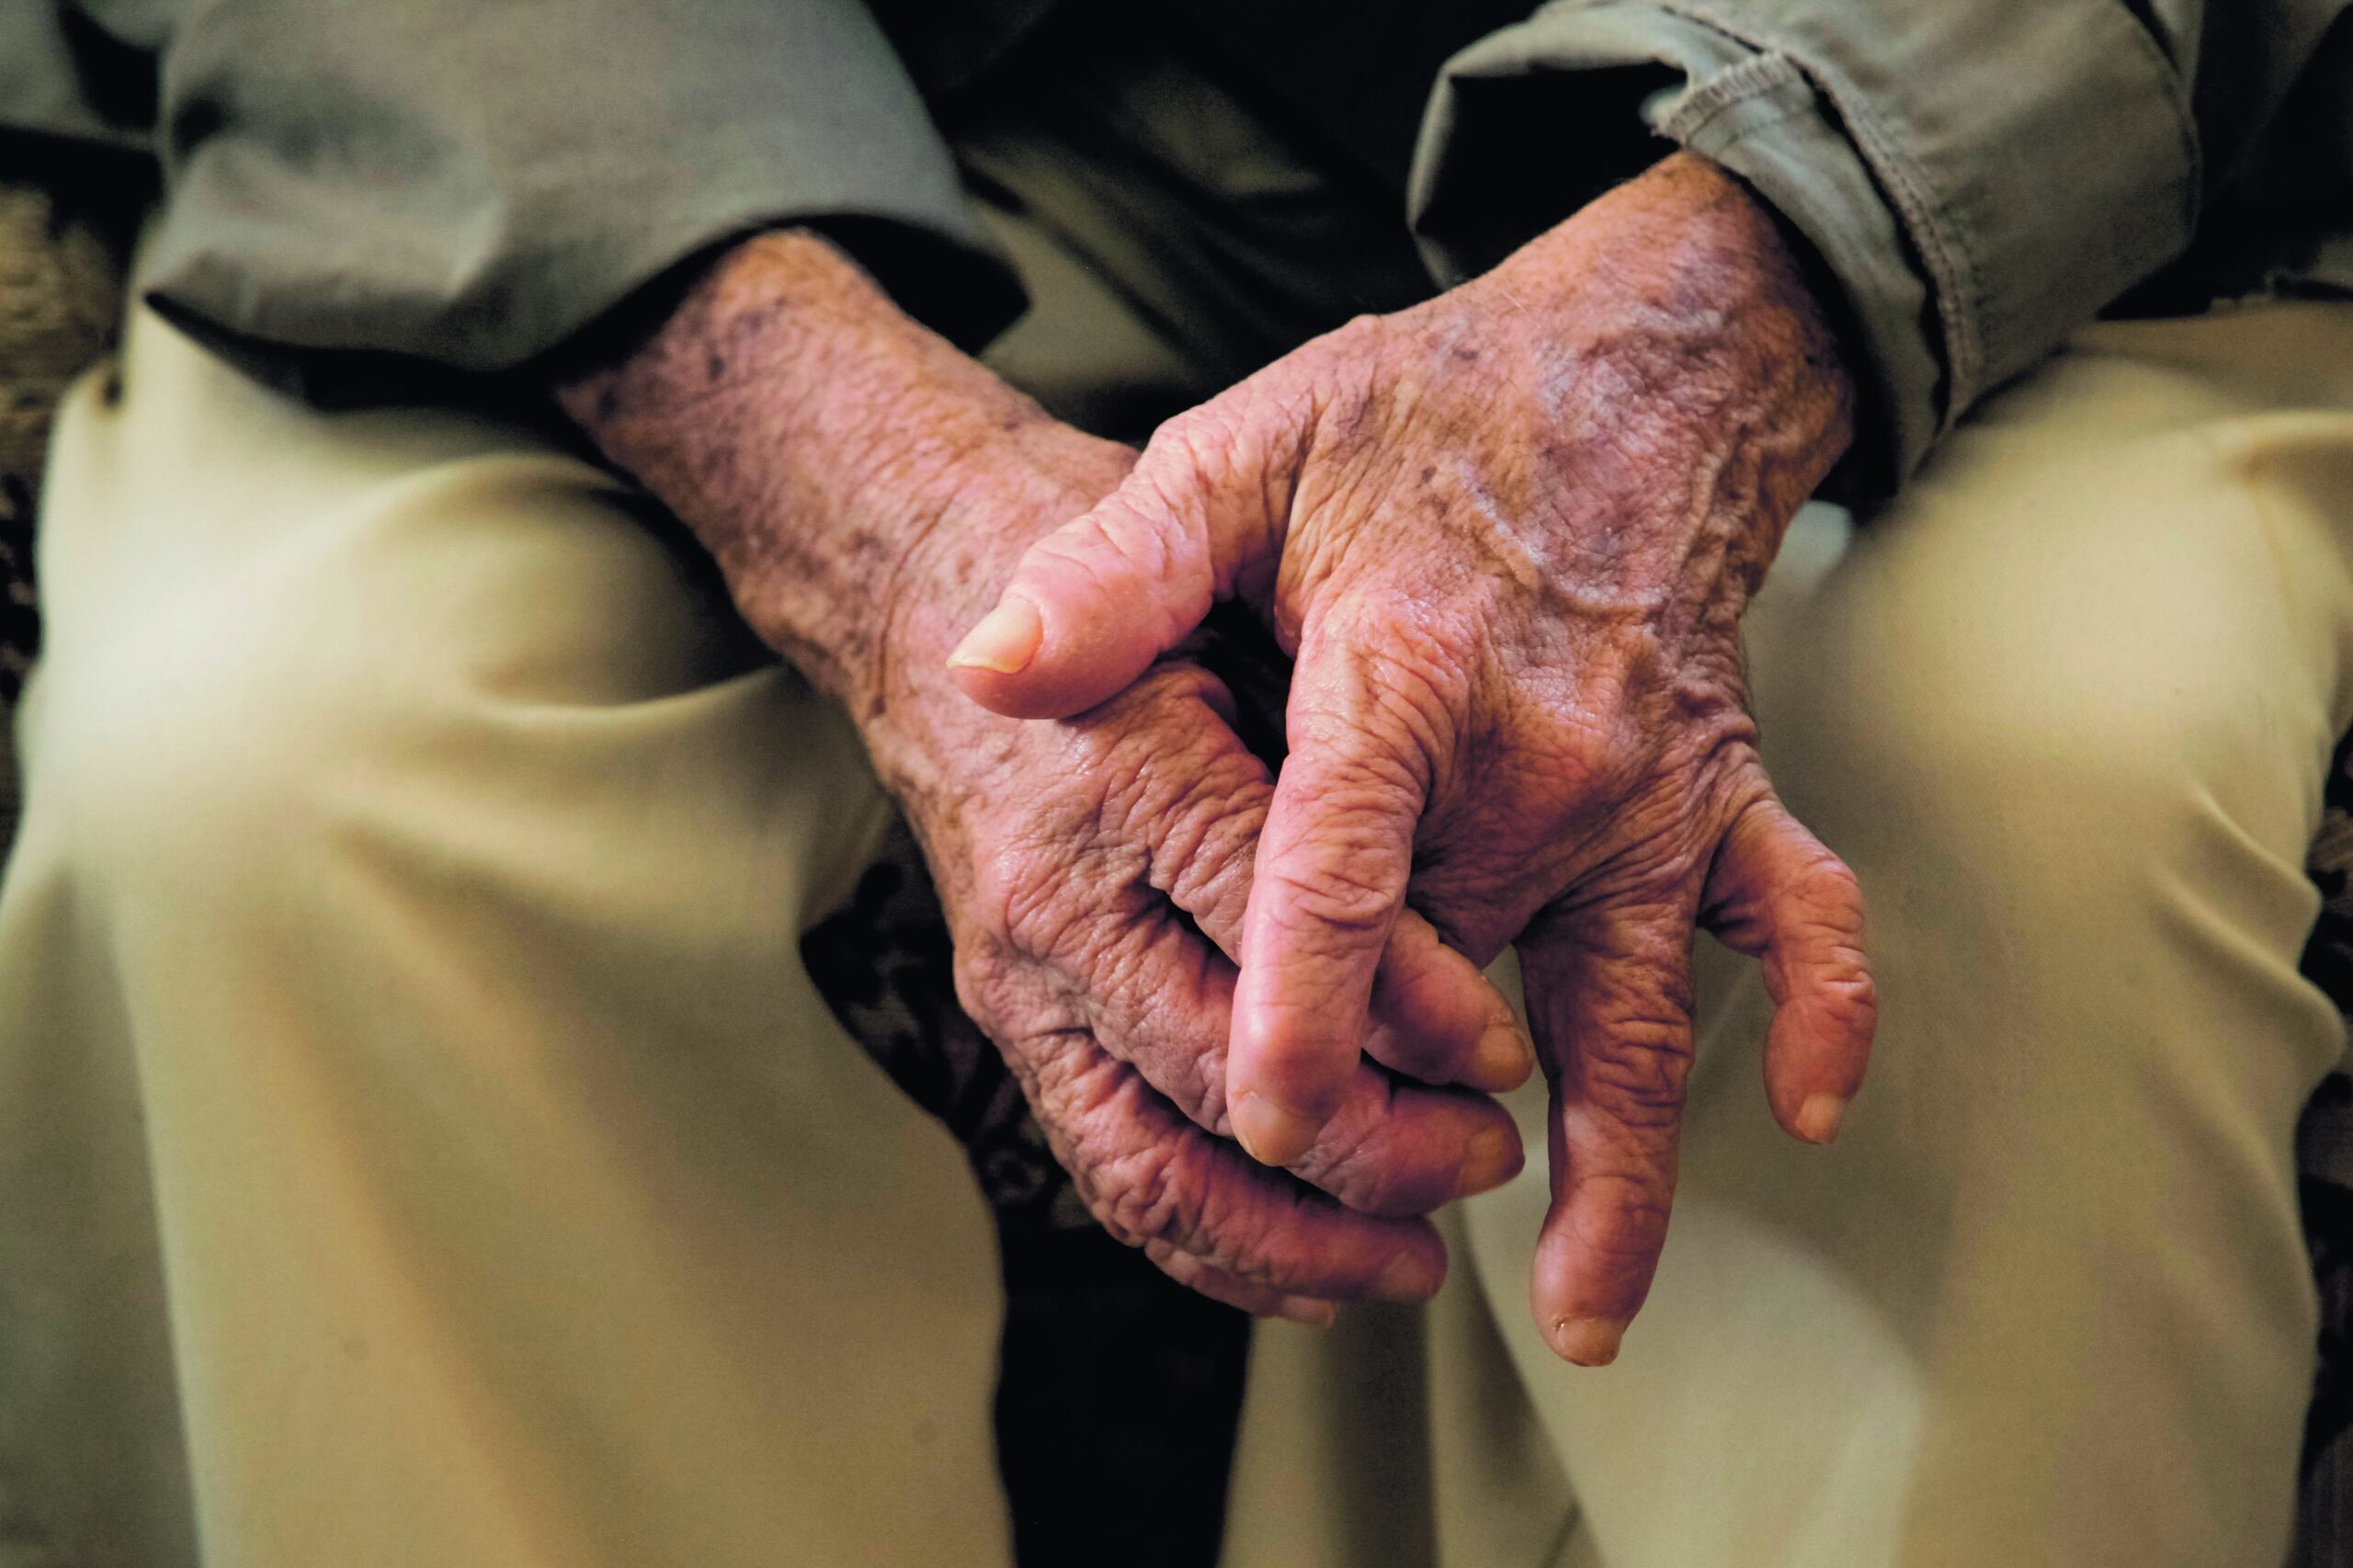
[1455,1123,1523,1199]
[1275,1296,1338,1328]
[947,596,1042,675]
[1233,1090,1320,1167]
[1470,1018,1536,1090]
[1550,1314,1628,1367]
[1375,1250,1441,1301]
[1796,1092,1848,1144]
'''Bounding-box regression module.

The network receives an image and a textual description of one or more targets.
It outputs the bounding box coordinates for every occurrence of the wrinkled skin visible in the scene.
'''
[954,153,1881,1363]
[556,232,1529,1322]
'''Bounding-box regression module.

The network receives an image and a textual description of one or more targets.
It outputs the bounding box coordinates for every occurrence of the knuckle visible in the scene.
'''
[948,951,1017,1040]
[1295,1102,1412,1215]
[1149,752,1272,918]
[1062,499,1165,578]
[1208,1204,1315,1291]
[947,939,1072,1049]
[1034,495,1216,647]
[1021,1033,1124,1131]
[1568,1169,1674,1264]
[1090,1131,1211,1249]
[1138,1237,1196,1284]
[1577,1021,1692,1128]
[1281,778,1417,863]
[1076,677,1263,871]
[1360,1016,1452,1083]
[1154,399,1267,489]
[970,826,1082,947]
[1259,853,1402,940]
[1150,405,1229,471]
[1165,808,1262,937]
[971,836,1141,978]
[1345,607,1470,705]
[1809,967,1881,1043]
[1313,613,1470,771]
[1145,406,1277,557]
[1552,706,1665,805]
[1513,703,1640,818]
[1768,824,1861,906]
[1552,710,1629,797]
[1294,668,1439,774]
[1077,920,1152,1017]
[1324,1149,1428,1220]
[1024,525,1132,602]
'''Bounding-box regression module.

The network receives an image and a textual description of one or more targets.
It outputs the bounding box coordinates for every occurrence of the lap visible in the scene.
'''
[1476,301,2353,1568]
[0,308,1010,1567]
[1230,301,2353,1568]
[17,195,2353,1568]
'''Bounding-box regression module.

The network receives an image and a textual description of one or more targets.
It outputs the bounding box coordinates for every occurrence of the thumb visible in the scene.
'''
[948,424,1269,720]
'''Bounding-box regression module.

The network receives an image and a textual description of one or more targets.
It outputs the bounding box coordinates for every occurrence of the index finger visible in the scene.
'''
[1121,665,1529,1095]
[1229,632,1434,1166]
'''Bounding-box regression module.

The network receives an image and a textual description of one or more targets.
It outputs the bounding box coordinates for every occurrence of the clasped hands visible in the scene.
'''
[563,153,1877,1365]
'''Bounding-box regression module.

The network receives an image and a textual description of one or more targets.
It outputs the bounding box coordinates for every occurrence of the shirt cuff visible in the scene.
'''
[1415,0,2204,498]
[131,0,1025,398]
[1409,3,1942,491]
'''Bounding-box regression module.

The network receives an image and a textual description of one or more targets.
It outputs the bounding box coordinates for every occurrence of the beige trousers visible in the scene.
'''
[1227,302,2353,1568]
[6,250,2353,1568]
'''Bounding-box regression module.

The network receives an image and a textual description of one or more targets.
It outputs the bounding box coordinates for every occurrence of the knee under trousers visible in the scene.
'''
[6,75,2353,1568]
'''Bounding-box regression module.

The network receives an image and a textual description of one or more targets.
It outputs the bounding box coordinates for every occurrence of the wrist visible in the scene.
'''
[1392,153,1835,617]
[554,229,1050,710]
[1466,153,1855,586]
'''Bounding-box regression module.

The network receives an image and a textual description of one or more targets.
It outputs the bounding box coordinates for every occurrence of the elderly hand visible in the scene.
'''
[950,154,1878,1362]
[557,231,1529,1321]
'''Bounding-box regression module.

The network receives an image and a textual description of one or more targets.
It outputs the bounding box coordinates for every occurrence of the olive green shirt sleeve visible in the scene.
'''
[124,0,1022,386]
[1408,0,2347,489]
